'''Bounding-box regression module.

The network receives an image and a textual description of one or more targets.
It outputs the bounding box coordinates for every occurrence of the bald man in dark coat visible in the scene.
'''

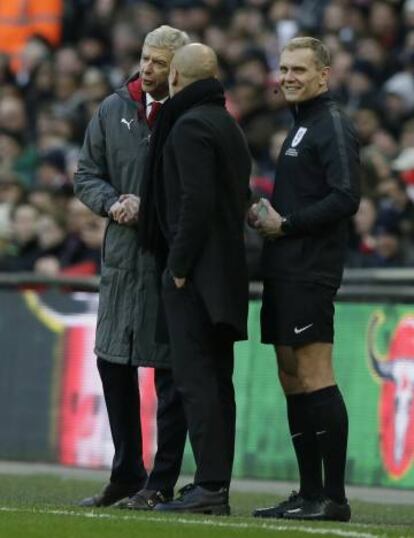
[140,44,251,515]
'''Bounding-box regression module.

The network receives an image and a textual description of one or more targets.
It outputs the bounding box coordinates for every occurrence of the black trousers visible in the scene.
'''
[97,358,187,494]
[162,283,235,486]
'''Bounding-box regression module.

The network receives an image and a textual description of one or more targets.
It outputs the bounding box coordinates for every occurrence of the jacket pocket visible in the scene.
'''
[104,223,139,270]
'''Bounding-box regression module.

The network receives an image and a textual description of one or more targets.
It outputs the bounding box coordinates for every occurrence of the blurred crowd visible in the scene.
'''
[1,0,414,278]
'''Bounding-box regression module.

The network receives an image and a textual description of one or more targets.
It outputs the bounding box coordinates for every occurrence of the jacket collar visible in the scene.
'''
[114,72,145,119]
[290,91,332,122]
[127,76,144,103]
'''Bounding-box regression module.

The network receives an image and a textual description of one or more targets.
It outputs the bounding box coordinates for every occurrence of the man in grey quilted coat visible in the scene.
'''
[73,25,189,510]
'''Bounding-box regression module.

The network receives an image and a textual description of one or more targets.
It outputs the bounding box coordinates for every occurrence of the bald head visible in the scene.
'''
[169,43,218,96]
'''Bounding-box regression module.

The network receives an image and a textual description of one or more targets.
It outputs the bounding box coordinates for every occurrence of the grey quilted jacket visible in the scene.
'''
[74,77,170,367]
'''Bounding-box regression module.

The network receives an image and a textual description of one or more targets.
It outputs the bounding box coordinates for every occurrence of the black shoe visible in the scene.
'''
[77,482,140,508]
[154,483,230,515]
[115,489,172,510]
[253,491,305,519]
[283,498,351,522]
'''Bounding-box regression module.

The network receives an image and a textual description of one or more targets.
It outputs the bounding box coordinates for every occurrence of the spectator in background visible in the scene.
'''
[0,170,26,252]
[34,211,70,275]
[17,35,52,90]
[0,129,38,186]
[36,148,68,189]
[0,170,26,208]
[34,208,85,268]
[347,196,378,267]
[80,67,112,121]
[0,0,62,73]
[75,212,105,275]
[392,143,414,201]
[27,186,55,214]
[0,203,40,271]
[360,224,406,267]
[0,95,29,142]
[25,58,55,138]
[353,107,381,148]
[63,197,103,275]
[0,53,15,87]
[377,176,414,262]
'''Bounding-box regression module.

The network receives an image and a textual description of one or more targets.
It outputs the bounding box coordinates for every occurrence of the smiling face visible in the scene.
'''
[140,45,173,100]
[279,47,329,104]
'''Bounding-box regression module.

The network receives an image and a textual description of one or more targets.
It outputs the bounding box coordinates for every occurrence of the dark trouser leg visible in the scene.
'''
[162,286,235,486]
[146,368,187,494]
[307,385,349,503]
[97,357,147,486]
[213,336,235,478]
[286,393,323,500]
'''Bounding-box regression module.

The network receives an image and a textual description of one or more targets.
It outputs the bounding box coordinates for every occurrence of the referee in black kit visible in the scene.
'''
[250,37,360,522]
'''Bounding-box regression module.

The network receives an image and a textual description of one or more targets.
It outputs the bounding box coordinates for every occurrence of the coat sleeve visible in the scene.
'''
[286,110,360,235]
[73,102,119,216]
[167,118,216,278]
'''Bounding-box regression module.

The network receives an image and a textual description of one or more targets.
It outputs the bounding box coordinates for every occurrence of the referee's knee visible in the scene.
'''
[278,369,305,394]
[298,371,336,393]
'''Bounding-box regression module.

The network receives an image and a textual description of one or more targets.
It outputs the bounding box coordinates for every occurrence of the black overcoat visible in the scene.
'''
[157,102,251,340]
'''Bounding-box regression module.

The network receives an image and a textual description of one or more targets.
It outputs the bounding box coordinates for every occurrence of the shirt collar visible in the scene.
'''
[146,93,168,108]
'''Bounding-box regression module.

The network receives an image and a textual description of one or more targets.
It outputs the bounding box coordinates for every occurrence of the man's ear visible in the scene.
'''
[170,66,178,87]
[320,66,330,88]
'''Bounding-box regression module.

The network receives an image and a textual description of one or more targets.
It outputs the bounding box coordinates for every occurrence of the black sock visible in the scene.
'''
[306,385,348,504]
[287,393,323,500]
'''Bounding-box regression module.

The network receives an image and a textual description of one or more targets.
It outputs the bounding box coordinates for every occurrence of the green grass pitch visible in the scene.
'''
[0,474,413,538]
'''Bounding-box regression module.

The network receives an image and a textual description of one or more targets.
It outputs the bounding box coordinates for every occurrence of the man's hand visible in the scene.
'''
[173,276,186,288]
[250,198,284,238]
[118,194,140,224]
[247,204,259,228]
[109,195,140,225]
[108,200,124,221]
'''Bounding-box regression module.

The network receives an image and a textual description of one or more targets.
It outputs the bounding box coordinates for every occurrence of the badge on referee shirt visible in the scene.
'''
[291,127,308,148]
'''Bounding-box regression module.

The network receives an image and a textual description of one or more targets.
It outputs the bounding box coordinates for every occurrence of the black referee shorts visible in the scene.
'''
[261,279,337,347]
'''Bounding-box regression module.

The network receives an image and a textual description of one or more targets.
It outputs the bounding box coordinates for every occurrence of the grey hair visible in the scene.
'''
[144,25,190,53]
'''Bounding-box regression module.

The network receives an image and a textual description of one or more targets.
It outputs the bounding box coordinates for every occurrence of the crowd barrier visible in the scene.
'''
[0,269,413,489]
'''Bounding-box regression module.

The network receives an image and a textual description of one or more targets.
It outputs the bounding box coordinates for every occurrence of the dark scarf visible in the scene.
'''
[139,77,225,259]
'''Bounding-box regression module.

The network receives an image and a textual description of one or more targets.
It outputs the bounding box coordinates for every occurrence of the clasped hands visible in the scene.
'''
[109,194,140,225]
[248,198,284,238]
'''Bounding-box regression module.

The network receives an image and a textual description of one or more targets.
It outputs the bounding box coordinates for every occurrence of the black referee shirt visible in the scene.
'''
[262,91,360,288]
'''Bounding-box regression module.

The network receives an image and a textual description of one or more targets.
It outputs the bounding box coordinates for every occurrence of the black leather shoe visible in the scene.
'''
[253,491,305,518]
[283,498,351,522]
[77,482,140,508]
[154,484,230,515]
[115,489,172,510]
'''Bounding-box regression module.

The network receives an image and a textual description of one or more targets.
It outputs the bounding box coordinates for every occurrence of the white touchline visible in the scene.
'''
[0,506,382,538]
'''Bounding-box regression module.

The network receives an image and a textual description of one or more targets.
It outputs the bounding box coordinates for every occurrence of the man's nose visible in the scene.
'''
[143,61,153,73]
[284,69,295,81]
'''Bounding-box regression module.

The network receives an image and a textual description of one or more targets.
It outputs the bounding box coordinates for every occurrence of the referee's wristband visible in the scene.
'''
[280,216,293,235]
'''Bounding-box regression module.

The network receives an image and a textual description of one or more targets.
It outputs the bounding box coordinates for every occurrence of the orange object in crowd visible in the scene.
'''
[0,0,63,72]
